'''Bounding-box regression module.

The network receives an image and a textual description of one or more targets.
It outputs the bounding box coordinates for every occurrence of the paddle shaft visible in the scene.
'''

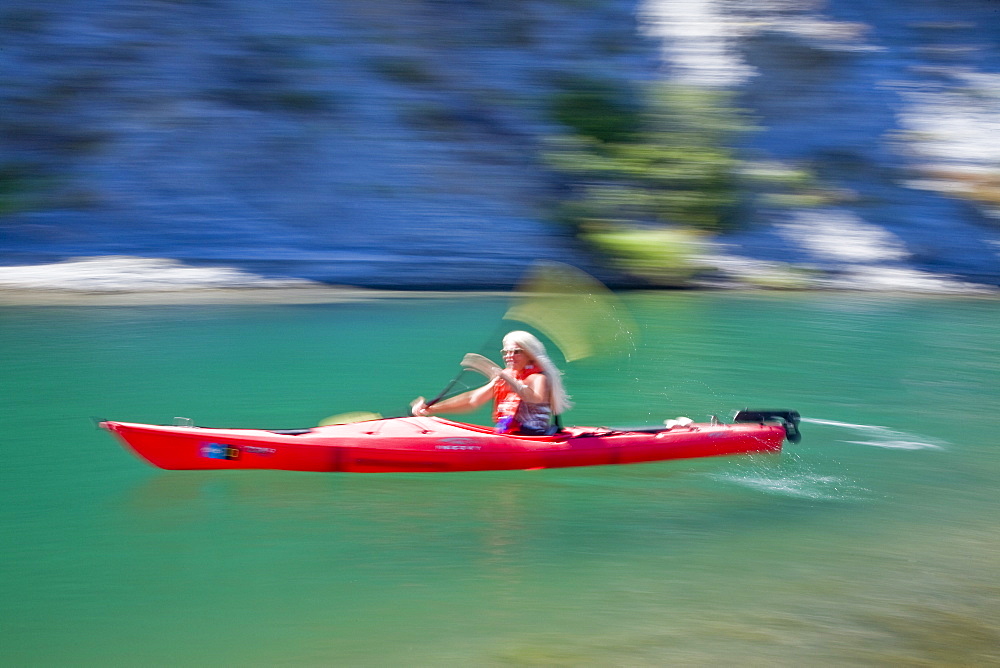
[425,318,511,407]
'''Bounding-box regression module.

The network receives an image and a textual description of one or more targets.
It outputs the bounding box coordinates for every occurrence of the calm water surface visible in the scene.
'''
[2,292,998,666]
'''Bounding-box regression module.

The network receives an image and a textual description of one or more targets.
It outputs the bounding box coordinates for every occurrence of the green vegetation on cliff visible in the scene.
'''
[545,81,752,284]
[544,80,848,285]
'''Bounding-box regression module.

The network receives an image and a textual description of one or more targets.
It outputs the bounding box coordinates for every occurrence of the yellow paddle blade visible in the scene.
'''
[318,411,383,426]
[503,261,636,362]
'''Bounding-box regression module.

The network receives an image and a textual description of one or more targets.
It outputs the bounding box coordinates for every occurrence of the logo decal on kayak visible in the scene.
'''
[201,442,241,460]
[436,438,482,451]
[200,443,277,459]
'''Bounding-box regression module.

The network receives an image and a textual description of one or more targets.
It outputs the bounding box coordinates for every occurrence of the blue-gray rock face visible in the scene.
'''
[1,0,645,287]
[1,0,997,290]
[715,0,1000,288]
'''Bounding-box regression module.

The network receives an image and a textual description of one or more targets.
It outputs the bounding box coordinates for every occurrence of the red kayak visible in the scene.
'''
[100,410,800,473]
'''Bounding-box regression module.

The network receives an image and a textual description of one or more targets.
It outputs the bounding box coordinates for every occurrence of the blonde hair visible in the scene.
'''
[502,330,573,414]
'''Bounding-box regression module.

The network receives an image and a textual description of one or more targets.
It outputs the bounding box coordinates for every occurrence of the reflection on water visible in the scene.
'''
[2,293,998,665]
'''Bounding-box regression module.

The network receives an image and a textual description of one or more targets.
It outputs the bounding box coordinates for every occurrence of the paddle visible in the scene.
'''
[423,262,635,414]
[502,261,635,362]
[318,411,382,426]
[460,353,502,379]
[319,262,635,424]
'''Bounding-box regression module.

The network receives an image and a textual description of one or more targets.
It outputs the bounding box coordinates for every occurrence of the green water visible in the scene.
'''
[2,292,998,666]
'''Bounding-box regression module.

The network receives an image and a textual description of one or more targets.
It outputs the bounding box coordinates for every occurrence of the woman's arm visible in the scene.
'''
[412,382,494,416]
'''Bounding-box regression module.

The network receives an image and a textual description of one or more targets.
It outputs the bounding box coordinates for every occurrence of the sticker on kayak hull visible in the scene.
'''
[199,443,277,460]
[201,443,241,460]
[436,438,482,451]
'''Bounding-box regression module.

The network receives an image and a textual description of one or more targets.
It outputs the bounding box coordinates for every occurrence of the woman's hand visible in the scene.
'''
[496,370,548,404]
[410,396,429,417]
[496,369,518,388]
[496,369,529,398]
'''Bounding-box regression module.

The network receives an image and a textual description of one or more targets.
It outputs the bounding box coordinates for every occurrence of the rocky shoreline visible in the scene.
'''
[0,255,993,306]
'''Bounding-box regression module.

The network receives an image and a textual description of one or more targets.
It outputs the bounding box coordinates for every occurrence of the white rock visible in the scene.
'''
[0,256,318,292]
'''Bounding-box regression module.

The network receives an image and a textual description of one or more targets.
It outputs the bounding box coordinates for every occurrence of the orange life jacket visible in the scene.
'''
[493,366,549,434]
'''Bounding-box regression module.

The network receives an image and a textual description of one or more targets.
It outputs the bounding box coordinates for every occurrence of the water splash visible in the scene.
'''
[706,449,865,501]
[804,418,947,451]
[715,470,857,500]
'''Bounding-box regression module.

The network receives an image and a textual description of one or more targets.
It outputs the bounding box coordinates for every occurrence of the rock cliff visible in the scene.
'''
[703,0,1000,290]
[1,0,997,290]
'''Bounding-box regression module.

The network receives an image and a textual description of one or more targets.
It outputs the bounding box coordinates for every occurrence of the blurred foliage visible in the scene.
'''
[0,164,49,216]
[581,224,707,286]
[550,78,641,144]
[544,81,848,284]
[546,82,750,234]
[544,81,753,284]
[368,56,441,86]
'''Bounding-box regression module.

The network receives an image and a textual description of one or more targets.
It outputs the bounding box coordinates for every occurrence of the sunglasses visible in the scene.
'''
[501,348,525,355]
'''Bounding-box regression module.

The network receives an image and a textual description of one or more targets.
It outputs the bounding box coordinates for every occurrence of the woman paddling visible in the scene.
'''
[411,331,571,435]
